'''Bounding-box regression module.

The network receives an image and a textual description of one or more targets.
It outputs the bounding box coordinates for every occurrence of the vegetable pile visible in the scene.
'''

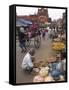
[52,42,65,51]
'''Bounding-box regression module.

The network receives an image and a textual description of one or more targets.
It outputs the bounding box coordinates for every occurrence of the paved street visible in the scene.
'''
[16,34,55,83]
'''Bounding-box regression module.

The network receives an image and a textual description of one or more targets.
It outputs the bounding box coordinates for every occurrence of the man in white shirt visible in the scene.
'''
[21,48,35,73]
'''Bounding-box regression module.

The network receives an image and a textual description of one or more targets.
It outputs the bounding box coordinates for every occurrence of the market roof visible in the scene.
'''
[16,19,28,27]
[19,19,32,25]
[16,18,32,27]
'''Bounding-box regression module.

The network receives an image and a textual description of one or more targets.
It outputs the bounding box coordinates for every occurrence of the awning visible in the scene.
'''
[19,19,32,25]
[16,19,28,27]
[16,18,32,27]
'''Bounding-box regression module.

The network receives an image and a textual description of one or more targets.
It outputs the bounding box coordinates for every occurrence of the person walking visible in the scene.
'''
[42,30,45,40]
[18,27,26,53]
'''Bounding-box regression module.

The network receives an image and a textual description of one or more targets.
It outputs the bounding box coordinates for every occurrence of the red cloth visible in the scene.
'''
[45,29,48,32]
[30,24,38,30]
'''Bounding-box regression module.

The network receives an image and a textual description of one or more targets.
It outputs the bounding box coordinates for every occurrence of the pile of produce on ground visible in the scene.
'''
[32,60,48,75]
[33,67,54,82]
[32,54,65,82]
[33,60,48,68]
[33,66,65,82]
[53,38,61,42]
[52,42,65,51]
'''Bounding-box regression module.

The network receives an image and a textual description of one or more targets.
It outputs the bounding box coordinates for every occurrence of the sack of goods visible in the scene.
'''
[44,75,54,82]
[39,67,49,77]
[33,75,44,82]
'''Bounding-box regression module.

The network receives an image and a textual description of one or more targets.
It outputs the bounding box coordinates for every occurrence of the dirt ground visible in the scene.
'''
[16,34,55,83]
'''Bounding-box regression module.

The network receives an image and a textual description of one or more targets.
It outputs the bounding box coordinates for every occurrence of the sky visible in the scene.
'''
[16,6,65,21]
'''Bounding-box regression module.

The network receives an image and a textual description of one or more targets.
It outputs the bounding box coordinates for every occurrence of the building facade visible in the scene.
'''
[16,8,51,24]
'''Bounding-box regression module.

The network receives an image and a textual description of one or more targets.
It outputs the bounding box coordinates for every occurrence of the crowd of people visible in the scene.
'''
[17,26,48,53]
[17,24,66,82]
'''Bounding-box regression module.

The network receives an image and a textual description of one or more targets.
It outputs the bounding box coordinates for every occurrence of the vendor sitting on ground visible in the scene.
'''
[49,53,66,81]
[21,48,35,73]
[48,53,63,73]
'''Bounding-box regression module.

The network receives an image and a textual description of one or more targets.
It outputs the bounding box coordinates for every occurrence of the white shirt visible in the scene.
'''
[50,29,54,35]
[56,62,62,70]
[56,59,66,71]
[48,28,51,35]
[21,53,33,69]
